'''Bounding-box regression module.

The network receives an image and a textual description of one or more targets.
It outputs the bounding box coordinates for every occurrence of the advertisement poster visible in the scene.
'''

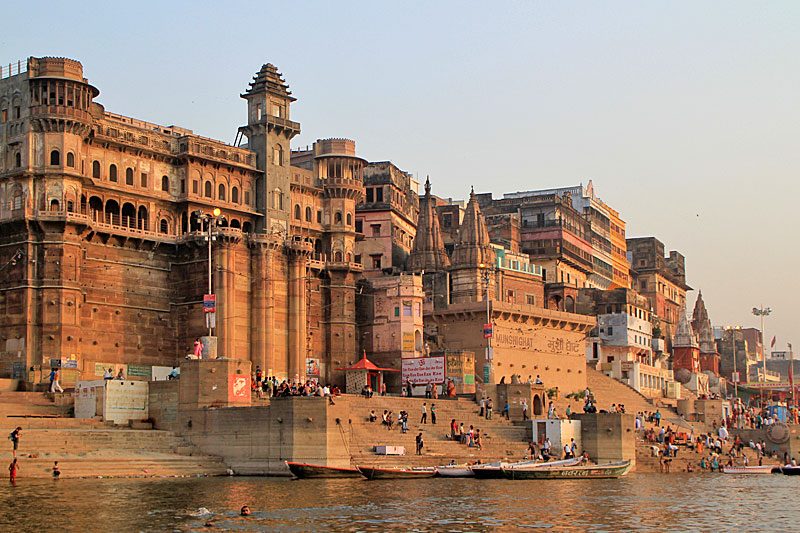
[228,374,250,402]
[401,356,445,385]
[306,358,320,376]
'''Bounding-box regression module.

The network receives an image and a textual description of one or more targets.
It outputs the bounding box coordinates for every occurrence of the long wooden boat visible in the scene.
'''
[502,460,633,480]
[286,461,362,479]
[472,457,579,479]
[435,464,475,477]
[357,465,437,480]
[722,465,778,475]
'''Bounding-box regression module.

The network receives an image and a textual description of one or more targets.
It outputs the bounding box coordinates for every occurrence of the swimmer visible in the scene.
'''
[240,505,251,516]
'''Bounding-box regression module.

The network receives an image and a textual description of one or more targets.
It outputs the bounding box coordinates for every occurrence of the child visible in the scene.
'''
[52,461,60,479]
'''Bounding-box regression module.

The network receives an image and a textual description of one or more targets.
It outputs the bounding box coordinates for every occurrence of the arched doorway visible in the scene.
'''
[565,296,575,313]
[121,203,136,228]
[533,394,543,416]
[137,206,149,231]
[105,200,120,225]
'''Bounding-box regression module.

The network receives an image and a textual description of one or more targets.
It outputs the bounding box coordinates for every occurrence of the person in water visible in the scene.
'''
[240,505,251,516]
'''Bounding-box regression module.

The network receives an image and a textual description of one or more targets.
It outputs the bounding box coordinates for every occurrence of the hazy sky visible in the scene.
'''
[4,1,798,352]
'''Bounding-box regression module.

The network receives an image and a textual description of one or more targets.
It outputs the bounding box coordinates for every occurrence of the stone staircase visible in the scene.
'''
[343,395,532,467]
[0,391,226,478]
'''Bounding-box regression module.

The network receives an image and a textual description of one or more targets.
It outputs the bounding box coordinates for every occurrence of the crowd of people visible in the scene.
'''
[250,367,341,400]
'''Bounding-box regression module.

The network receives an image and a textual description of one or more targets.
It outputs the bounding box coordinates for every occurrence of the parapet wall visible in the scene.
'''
[572,413,635,465]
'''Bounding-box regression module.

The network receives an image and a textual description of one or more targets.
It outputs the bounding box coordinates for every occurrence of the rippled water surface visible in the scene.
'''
[1,473,797,532]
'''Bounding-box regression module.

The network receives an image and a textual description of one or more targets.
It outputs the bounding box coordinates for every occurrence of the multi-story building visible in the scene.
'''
[627,237,692,353]
[580,288,673,398]
[354,162,419,276]
[0,56,378,386]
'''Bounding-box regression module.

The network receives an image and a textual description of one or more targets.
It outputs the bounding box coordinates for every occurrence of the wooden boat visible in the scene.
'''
[472,457,579,479]
[435,464,475,477]
[780,465,800,476]
[722,465,777,475]
[285,461,362,479]
[357,465,437,480]
[502,460,633,480]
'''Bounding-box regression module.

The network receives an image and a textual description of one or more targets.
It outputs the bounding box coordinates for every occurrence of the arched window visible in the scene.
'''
[230,219,241,229]
[273,188,282,210]
[334,211,342,224]
[273,144,284,166]
[334,251,343,262]
[125,167,134,185]
[218,184,226,201]
[50,150,60,166]
[242,221,252,233]
[137,206,149,231]
[346,213,352,226]
[161,176,169,192]
[231,187,239,204]
[294,204,301,219]
[50,199,60,211]
[159,219,169,234]
[305,207,312,222]
[109,164,117,182]
[66,152,75,168]
[15,152,21,168]
[204,181,212,198]
[92,160,101,178]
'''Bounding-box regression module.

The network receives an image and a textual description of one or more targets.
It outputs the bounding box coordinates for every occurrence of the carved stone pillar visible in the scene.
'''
[286,238,313,383]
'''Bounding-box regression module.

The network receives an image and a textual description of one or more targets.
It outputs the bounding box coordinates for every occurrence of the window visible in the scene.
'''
[403,303,413,316]
[294,204,301,219]
[394,306,400,317]
[1,109,6,121]
[317,210,322,223]
[355,219,363,233]
[354,254,361,264]
[375,187,383,202]
[15,152,21,167]
[231,187,239,203]
[159,219,169,234]
[204,181,212,198]
[366,188,374,203]
[109,164,118,182]
[92,161,100,178]
[371,224,381,236]
[50,150,60,166]
[14,106,20,119]
[442,213,452,227]
[272,144,284,166]
[193,180,199,194]
[305,207,312,222]
[416,303,421,316]
[334,212,342,224]
[66,152,75,168]
[372,255,382,269]
[245,190,251,206]
[346,213,352,226]
[161,176,169,192]
[608,327,613,336]
[141,173,148,187]
[526,294,536,306]
[125,168,134,185]
[218,184,226,201]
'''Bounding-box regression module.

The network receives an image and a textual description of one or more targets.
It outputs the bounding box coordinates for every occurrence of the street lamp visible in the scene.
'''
[479,263,493,384]
[194,208,224,336]
[752,306,772,382]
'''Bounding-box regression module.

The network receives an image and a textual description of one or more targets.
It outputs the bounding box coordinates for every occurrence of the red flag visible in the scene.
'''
[790,360,795,407]
[771,336,776,348]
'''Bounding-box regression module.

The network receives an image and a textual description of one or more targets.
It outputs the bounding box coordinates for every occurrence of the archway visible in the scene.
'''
[121,203,136,228]
[230,219,241,229]
[533,394,543,416]
[137,206,149,231]
[49,199,60,211]
[565,296,575,313]
[89,196,103,222]
[105,200,120,225]
[548,295,562,311]
[242,221,252,233]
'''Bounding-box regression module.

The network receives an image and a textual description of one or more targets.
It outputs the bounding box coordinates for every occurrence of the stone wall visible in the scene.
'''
[148,380,179,432]
[572,412,635,465]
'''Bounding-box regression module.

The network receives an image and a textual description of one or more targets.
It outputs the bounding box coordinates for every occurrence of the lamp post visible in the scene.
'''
[752,306,772,382]
[194,208,223,336]
[479,263,493,384]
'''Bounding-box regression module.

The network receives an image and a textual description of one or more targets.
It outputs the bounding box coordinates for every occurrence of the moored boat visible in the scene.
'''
[435,464,475,477]
[780,465,800,476]
[357,465,437,480]
[286,461,362,479]
[722,465,777,475]
[471,457,580,479]
[502,460,633,480]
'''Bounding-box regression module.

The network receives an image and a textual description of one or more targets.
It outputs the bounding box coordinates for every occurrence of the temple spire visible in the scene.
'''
[451,188,495,267]
[408,177,450,272]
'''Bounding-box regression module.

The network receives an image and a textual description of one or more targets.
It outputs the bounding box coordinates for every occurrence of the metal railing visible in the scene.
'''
[0,60,27,80]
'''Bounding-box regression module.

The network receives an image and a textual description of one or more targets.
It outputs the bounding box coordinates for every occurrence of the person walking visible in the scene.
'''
[522,399,529,421]
[49,368,64,394]
[431,403,437,425]
[486,398,493,420]
[415,432,424,455]
[8,427,21,458]
[421,403,427,424]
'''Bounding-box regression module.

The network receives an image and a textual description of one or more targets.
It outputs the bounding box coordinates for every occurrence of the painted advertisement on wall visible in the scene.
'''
[228,374,250,403]
[402,356,445,385]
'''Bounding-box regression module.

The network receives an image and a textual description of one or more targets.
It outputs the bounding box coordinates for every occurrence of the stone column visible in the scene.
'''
[287,239,313,383]
[215,229,241,359]
[248,234,281,375]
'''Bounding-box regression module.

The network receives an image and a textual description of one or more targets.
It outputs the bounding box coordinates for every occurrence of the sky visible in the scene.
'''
[4,1,798,351]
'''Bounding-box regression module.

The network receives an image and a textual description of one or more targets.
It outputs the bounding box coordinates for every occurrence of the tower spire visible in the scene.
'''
[408,177,450,272]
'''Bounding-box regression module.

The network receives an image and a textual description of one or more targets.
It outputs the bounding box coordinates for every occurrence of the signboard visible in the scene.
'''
[62,358,78,369]
[621,361,635,372]
[228,374,250,402]
[402,331,415,352]
[203,294,216,313]
[49,359,61,368]
[464,374,475,385]
[306,358,320,376]
[401,356,446,385]
[483,365,490,384]
[740,382,799,391]
[731,372,740,383]
[483,323,493,339]
[127,364,152,378]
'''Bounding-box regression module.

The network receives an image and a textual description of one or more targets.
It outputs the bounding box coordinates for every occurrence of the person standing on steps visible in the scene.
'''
[52,461,60,479]
[486,398,493,420]
[416,432,424,455]
[425,383,432,399]
[421,403,427,424]
[9,427,21,458]
[49,368,63,394]
[522,399,529,421]
[655,409,662,427]
[431,403,437,425]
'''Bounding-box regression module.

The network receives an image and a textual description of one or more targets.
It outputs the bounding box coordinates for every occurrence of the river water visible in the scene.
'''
[0,473,796,532]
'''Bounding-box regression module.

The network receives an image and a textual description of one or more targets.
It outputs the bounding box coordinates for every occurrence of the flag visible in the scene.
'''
[771,336,776,348]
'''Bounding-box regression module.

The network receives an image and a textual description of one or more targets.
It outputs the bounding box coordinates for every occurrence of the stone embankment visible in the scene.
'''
[0,391,226,479]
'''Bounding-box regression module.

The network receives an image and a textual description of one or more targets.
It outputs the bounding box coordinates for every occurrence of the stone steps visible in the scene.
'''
[10,456,228,479]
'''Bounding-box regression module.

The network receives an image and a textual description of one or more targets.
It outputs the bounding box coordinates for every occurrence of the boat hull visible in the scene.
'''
[286,462,361,479]
[435,466,475,477]
[780,466,800,475]
[722,465,777,475]
[502,460,633,480]
[357,466,437,480]
[472,458,580,479]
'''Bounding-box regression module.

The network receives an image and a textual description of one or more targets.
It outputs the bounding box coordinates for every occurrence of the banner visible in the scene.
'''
[127,364,152,378]
[401,356,445,385]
